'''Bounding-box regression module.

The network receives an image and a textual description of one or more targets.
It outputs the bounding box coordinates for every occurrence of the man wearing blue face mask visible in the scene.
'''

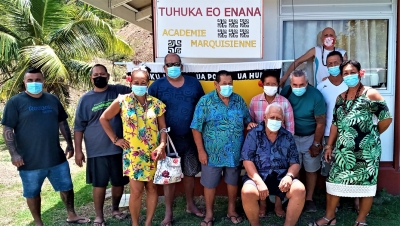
[317,51,348,178]
[241,103,305,226]
[74,64,131,225]
[1,68,90,225]
[148,53,205,226]
[191,70,251,225]
[281,70,326,213]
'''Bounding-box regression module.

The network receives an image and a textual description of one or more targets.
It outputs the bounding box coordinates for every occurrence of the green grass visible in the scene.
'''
[1,169,400,225]
[0,135,4,145]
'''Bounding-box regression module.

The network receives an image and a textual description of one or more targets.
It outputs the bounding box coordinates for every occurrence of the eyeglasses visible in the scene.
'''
[165,62,181,68]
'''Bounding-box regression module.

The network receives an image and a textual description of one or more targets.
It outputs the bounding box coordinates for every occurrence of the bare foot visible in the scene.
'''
[275,207,286,218]
[161,215,174,226]
[112,211,127,220]
[186,204,205,217]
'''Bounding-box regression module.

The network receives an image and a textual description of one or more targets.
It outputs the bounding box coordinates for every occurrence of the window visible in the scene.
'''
[278,0,395,90]
[282,19,389,89]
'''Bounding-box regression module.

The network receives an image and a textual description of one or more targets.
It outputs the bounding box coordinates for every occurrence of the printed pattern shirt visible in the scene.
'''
[240,122,300,180]
[249,93,295,134]
[191,90,251,167]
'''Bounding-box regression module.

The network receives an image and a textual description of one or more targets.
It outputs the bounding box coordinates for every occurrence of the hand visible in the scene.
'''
[11,154,24,167]
[114,139,130,150]
[322,76,328,81]
[256,181,269,200]
[65,144,74,159]
[325,148,333,163]
[308,145,322,157]
[198,150,208,165]
[278,175,293,192]
[152,146,166,161]
[75,151,86,167]
[246,122,257,130]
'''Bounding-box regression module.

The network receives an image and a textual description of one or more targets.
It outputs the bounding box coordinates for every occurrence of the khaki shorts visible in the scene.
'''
[294,134,321,173]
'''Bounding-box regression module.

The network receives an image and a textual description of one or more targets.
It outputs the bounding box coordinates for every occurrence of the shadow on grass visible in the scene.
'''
[19,174,400,226]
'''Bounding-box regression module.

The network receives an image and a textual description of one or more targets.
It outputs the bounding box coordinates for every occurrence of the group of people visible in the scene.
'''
[1,27,392,226]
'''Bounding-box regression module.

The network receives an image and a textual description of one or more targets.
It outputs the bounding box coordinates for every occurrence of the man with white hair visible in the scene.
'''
[280,27,347,87]
[280,70,326,213]
[241,103,305,226]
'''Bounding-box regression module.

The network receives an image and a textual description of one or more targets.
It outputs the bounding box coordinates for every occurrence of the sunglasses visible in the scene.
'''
[132,66,148,72]
[165,62,181,68]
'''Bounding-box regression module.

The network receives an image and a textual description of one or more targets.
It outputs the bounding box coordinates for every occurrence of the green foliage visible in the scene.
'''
[0,0,133,105]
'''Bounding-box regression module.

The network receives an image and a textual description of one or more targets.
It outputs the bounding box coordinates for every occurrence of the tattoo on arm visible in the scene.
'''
[59,121,73,146]
[3,126,20,159]
[315,114,326,125]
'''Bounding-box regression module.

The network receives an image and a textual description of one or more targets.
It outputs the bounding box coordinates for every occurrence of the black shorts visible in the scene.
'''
[86,153,129,187]
[168,133,201,177]
[243,172,286,201]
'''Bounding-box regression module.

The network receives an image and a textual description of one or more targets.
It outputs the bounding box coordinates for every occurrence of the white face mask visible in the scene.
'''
[263,86,278,96]
[266,119,282,132]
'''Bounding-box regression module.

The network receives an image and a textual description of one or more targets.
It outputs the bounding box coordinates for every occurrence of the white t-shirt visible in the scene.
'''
[317,78,348,136]
[314,46,346,86]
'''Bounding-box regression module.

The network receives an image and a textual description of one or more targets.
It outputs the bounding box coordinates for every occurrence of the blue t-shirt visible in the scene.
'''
[281,85,326,136]
[148,76,204,136]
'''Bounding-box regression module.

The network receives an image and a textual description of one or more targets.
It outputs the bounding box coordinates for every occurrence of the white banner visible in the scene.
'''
[153,0,264,59]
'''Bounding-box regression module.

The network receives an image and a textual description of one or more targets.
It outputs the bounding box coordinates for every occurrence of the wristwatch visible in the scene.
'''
[313,142,321,148]
[285,174,295,180]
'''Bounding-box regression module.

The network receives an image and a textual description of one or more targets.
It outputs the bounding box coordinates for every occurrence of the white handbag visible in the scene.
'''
[153,135,184,184]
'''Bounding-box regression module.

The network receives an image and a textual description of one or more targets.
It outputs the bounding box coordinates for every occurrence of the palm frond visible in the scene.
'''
[0,0,42,41]
[45,81,70,106]
[0,31,19,63]
[19,45,70,83]
[30,0,70,38]
[63,59,92,87]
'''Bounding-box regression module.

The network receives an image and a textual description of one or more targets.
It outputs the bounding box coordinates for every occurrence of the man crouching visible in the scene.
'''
[241,103,305,226]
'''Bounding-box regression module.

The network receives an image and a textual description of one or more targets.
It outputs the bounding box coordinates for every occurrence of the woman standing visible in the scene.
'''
[100,66,167,226]
[311,60,392,226]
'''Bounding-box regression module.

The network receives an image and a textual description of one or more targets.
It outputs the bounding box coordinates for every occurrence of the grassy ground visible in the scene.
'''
[1,141,400,225]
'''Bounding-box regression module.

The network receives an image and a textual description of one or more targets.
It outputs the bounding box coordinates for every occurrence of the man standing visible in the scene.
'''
[280,27,347,87]
[1,68,90,226]
[74,64,130,226]
[316,51,347,177]
[280,70,326,213]
[191,70,251,225]
[148,53,205,226]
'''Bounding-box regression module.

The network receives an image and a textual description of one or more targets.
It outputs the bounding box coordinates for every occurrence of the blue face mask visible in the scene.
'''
[131,85,147,96]
[292,87,306,96]
[219,85,233,97]
[266,119,282,132]
[26,82,43,94]
[328,66,340,77]
[166,66,181,79]
[343,74,360,87]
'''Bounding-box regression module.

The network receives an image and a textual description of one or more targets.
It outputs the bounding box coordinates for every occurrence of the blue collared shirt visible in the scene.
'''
[190,90,251,167]
[240,122,300,180]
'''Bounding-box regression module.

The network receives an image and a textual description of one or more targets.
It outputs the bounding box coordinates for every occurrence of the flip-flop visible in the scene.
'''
[225,215,244,224]
[66,218,91,224]
[200,218,215,226]
[161,219,174,226]
[112,212,128,220]
[93,221,105,226]
[186,209,206,218]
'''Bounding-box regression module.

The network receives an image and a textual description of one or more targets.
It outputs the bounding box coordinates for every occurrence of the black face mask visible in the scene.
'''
[93,77,108,88]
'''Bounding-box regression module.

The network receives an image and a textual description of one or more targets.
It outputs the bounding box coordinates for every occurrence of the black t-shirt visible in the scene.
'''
[1,92,68,170]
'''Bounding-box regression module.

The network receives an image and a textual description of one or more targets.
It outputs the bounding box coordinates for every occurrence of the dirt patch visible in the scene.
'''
[117,23,154,62]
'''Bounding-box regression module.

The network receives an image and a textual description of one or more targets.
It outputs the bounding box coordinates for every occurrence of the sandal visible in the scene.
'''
[200,218,215,226]
[355,222,368,226]
[309,217,336,226]
[225,215,244,224]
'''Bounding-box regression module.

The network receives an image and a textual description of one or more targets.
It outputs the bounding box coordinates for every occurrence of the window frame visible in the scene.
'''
[278,6,397,95]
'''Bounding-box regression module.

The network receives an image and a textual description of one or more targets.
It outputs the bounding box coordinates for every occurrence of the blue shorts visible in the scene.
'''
[19,161,73,198]
[200,164,241,189]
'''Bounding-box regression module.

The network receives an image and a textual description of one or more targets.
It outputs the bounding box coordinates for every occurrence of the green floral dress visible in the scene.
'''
[326,92,391,197]
[119,94,166,181]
